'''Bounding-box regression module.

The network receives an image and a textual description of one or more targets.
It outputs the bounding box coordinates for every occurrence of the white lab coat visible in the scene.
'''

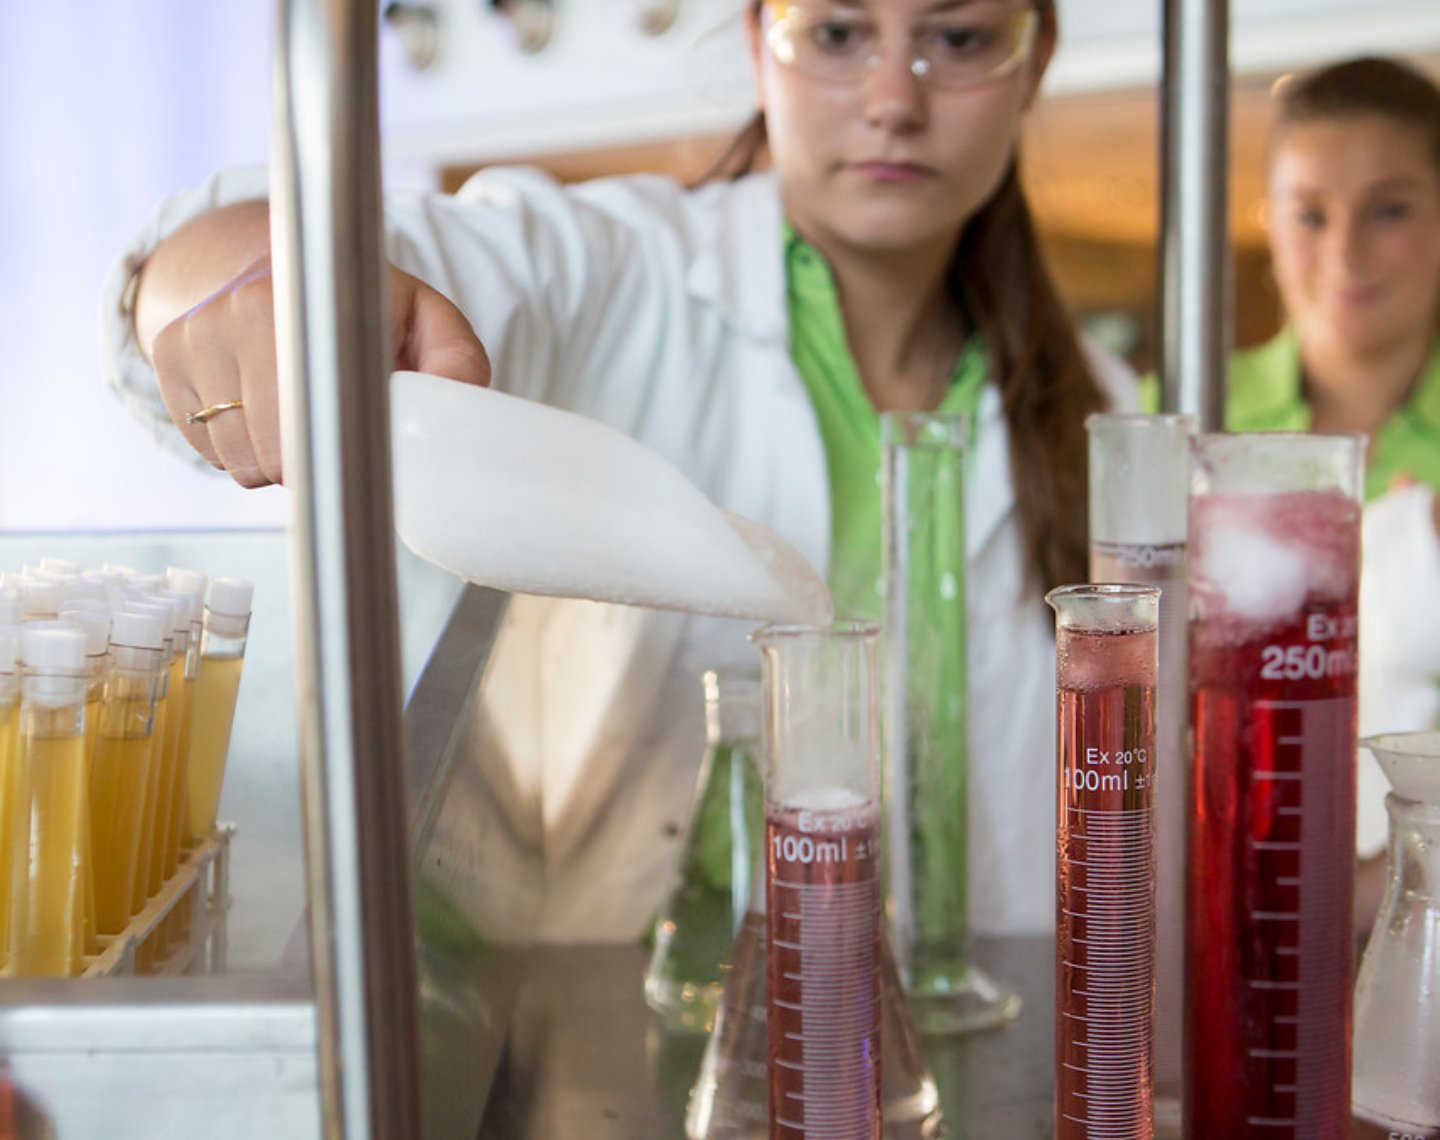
[102,165,1139,941]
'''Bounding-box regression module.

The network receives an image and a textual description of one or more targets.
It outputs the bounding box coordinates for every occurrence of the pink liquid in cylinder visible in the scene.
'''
[766,800,882,1139]
[1187,489,1359,1139]
[1055,625,1157,1140]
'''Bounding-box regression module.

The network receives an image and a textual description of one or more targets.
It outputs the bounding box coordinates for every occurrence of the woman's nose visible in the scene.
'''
[1325,212,1368,272]
[860,44,929,130]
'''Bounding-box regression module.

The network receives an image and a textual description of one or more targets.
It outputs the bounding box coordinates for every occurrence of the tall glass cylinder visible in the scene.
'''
[1087,411,1194,1127]
[1047,584,1159,1140]
[1186,432,1365,1138]
[880,411,1018,1034]
[754,622,883,1140]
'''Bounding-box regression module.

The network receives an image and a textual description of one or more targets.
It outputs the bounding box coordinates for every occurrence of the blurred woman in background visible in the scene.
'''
[1232,54,1440,868]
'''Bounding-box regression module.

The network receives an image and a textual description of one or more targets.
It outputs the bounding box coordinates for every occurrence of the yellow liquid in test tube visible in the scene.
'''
[88,720,153,936]
[155,653,191,882]
[187,653,243,837]
[0,703,21,974]
[14,729,87,977]
[145,663,185,897]
[131,689,167,916]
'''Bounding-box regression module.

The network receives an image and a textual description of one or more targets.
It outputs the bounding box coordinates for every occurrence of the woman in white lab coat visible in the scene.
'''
[102,0,1138,940]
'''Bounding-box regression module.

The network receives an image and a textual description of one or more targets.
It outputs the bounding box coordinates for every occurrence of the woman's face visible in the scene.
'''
[747,0,1053,261]
[1267,114,1440,360]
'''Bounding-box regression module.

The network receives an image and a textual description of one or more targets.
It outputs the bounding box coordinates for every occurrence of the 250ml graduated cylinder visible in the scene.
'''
[1186,433,1364,1139]
[1048,584,1158,1140]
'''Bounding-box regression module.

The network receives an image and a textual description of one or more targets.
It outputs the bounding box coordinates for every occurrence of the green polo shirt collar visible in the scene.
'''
[784,223,986,620]
[1228,326,1440,499]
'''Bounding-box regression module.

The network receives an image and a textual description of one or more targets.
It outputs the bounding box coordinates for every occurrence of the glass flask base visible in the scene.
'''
[906,962,1021,1036]
[685,911,942,1139]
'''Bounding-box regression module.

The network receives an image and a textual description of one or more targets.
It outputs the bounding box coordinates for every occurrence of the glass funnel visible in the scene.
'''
[645,669,764,1033]
[1352,731,1440,1138]
[880,411,1019,1034]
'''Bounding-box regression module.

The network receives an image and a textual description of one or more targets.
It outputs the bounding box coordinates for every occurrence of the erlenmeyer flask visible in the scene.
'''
[685,897,942,1139]
[645,669,764,1032]
[1351,731,1440,1138]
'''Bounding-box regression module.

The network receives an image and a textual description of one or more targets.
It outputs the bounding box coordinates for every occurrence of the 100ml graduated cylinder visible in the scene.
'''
[1047,584,1159,1140]
[753,622,884,1140]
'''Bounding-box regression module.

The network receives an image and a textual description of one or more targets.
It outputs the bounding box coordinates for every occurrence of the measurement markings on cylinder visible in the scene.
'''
[1239,699,1354,1135]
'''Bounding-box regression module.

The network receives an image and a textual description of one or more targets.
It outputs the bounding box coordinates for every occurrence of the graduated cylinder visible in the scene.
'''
[1047,584,1159,1140]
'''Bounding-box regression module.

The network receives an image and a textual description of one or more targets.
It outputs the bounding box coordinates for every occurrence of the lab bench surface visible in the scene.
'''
[477,936,1054,1139]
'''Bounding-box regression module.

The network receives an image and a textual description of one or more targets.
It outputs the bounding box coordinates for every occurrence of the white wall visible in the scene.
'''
[0,3,285,533]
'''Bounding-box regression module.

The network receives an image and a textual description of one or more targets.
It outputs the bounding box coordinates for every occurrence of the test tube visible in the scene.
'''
[13,625,90,977]
[1047,584,1159,1140]
[88,611,165,937]
[61,607,110,959]
[1186,433,1364,1137]
[1086,412,1194,1121]
[752,622,883,1140]
[187,577,253,838]
[0,627,20,975]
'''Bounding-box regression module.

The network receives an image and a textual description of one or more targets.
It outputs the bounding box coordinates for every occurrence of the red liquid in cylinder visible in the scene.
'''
[1187,489,1359,1138]
[1055,625,1157,1140]
[766,799,882,1139]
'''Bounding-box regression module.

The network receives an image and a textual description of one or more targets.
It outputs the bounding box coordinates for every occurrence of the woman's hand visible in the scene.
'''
[140,205,488,489]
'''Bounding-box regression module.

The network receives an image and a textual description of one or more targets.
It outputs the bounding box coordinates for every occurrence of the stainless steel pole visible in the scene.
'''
[270,1,422,1137]
[1160,0,1231,429]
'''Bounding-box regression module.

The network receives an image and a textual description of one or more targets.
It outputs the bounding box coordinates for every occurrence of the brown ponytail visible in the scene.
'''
[956,159,1108,593]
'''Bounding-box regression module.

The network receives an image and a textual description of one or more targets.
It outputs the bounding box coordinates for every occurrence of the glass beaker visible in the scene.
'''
[880,411,1019,1034]
[1185,432,1365,1138]
[1047,583,1159,1140]
[645,668,764,1033]
[1087,412,1193,1132]
[1351,731,1440,1139]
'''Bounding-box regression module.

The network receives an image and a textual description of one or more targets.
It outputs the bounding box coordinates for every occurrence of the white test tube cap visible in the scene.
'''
[38,557,81,577]
[61,610,111,658]
[206,577,254,618]
[0,625,18,673]
[166,567,208,596]
[205,578,254,640]
[21,624,88,704]
[0,597,19,626]
[110,609,167,652]
[19,577,63,621]
[1086,413,1196,547]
